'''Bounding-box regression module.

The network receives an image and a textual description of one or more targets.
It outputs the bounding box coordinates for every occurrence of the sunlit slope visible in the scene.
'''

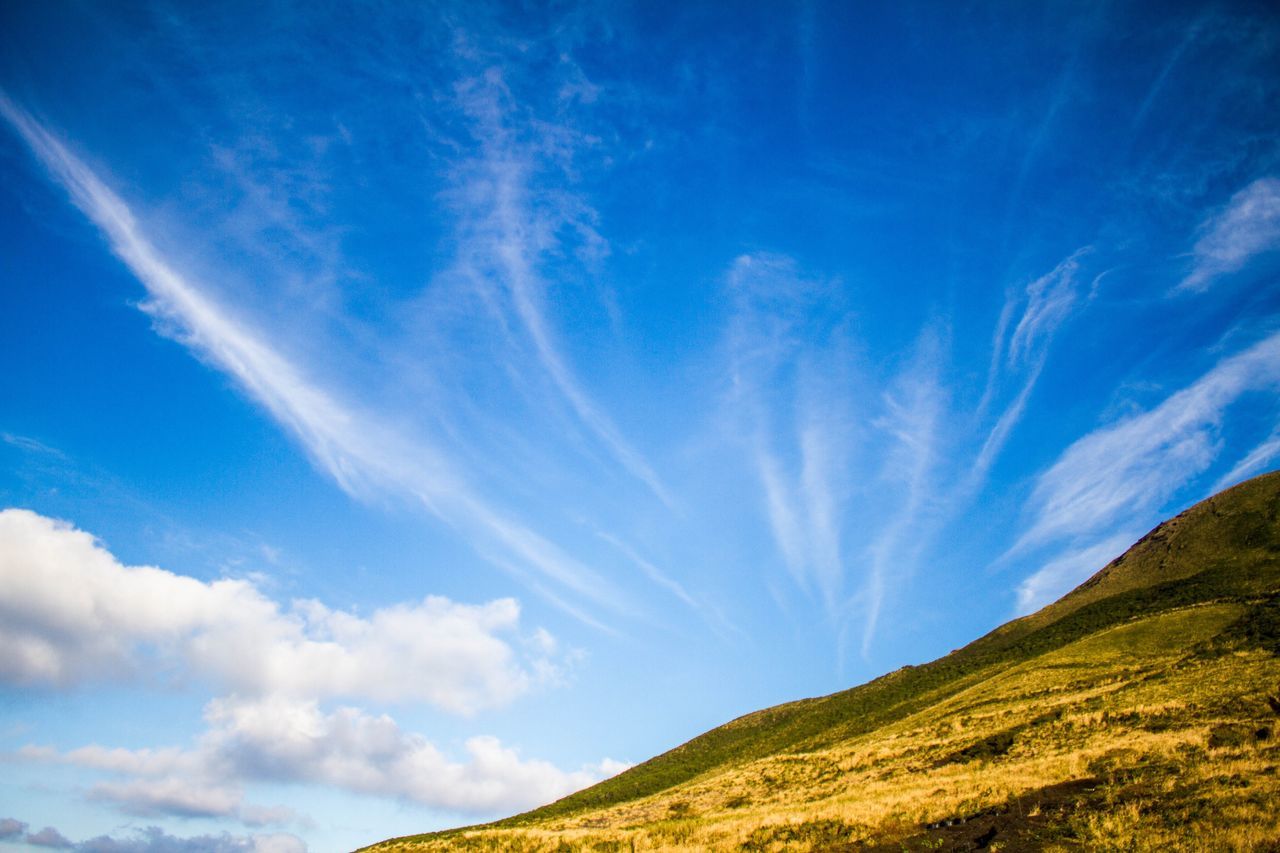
[363,471,1280,851]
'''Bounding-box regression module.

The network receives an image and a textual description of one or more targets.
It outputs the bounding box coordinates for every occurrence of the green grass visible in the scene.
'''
[498,472,1280,825]
[363,471,1280,850]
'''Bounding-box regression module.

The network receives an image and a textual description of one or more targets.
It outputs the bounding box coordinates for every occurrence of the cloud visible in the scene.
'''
[1180,177,1280,292]
[974,250,1088,482]
[445,67,673,508]
[26,695,628,818]
[0,822,305,853]
[1211,426,1280,493]
[719,255,967,657]
[1015,329,1280,551]
[0,508,560,714]
[25,827,73,848]
[723,254,856,610]
[1014,531,1139,615]
[595,533,698,612]
[1004,250,1086,370]
[0,92,623,621]
[0,818,28,839]
[860,331,949,654]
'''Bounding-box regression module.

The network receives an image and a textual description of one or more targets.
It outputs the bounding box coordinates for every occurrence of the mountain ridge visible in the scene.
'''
[364,470,1280,851]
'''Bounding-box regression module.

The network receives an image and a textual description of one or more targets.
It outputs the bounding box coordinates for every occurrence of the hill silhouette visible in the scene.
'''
[363,471,1280,851]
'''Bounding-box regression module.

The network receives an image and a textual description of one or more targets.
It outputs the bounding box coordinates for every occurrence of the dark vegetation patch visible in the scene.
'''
[738,818,862,851]
[665,800,693,818]
[1218,591,1280,654]
[839,777,1104,852]
[1208,723,1254,749]
[937,728,1018,766]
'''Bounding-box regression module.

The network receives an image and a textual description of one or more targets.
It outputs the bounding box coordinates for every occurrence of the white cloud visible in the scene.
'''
[974,249,1087,482]
[1014,531,1139,615]
[860,334,947,654]
[0,508,559,714]
[0,93,621,619]
[720,255,963,657]
[1015,329,1280,551]
[724,254,856,610]
[1180,177,1280,292]
[1005,251,1084,369]
[26,695,628,818]
[1211,425,1280,493]
[448,68,672,507]
[88,777,245,821]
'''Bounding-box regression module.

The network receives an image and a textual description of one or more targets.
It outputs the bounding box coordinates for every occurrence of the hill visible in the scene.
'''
[362,471,1280,851]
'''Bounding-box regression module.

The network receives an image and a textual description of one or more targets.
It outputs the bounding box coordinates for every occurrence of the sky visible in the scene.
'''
[1,0,1279,850]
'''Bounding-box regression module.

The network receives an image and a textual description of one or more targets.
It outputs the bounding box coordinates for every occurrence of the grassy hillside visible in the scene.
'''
[362,471,1280,851]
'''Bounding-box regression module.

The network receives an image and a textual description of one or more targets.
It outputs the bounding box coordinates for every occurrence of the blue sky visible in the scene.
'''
[2,1,1279,850]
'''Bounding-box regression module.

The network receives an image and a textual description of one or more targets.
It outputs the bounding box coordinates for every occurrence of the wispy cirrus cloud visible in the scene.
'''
[447,65,674,508]
[974,249,1088,483]
[1179,176,1280,292]
[1008,328,1280,614]
[1013,530,1139,615]
[859,330,949,654]
[720,254,960,657]
[1212,425,1280,494]
[1014,329,1280,552]
[719,248,1094,654]
[724,253,855,610]
[0,92,625,619]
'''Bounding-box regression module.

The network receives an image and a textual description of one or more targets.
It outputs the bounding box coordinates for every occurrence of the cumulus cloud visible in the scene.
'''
[1014,329,1280,551]
[27,695,628,817]
[25,826,73,848]
[0,818,29,838]
[1180,177,1280,292]
[0,508,559,714]
[0,821,304,853]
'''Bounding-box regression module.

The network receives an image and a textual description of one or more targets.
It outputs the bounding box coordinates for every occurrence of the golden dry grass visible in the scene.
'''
[364,602,1280,852]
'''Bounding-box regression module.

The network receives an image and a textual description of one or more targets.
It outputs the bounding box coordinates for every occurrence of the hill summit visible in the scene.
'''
[364,471,1280,851]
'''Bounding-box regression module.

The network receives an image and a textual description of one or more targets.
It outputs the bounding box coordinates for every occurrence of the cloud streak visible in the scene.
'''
[449,67,674,508]
[724,254,854,609]
[1180,176,1280,292]
[974,249,1087,483]
[1015,329,1280,552]
[1013,531,1139,615]
[1212,426,1280,494]
[0,93,623,619]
